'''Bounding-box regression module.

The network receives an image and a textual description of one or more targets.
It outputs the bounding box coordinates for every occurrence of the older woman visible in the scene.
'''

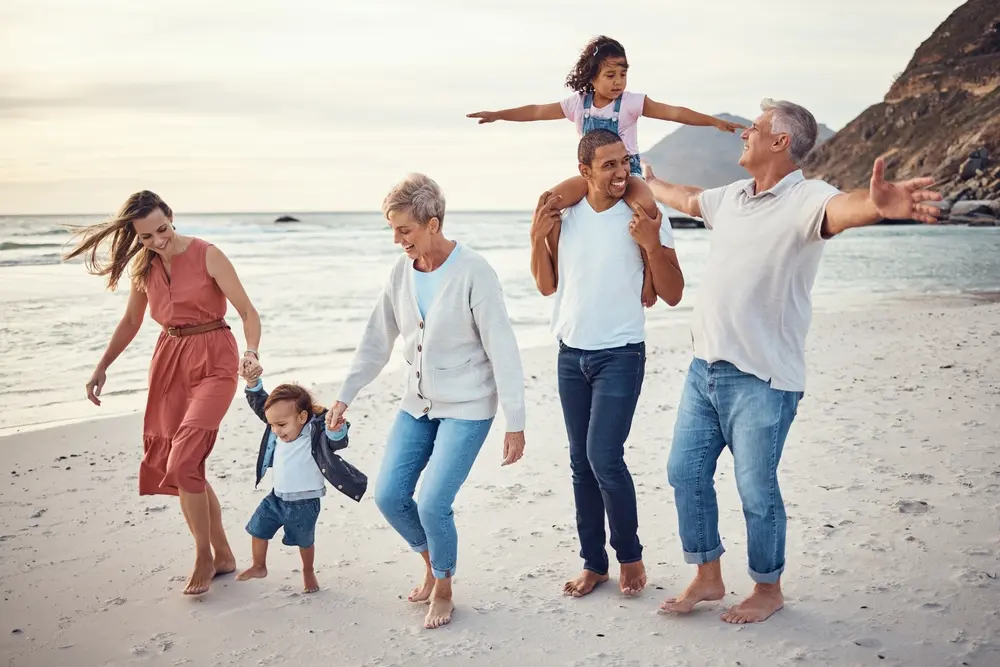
[325,173,526,629]
[65,190,263,596]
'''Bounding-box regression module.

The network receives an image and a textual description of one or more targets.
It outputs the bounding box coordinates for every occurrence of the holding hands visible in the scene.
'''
[240,350,263,383]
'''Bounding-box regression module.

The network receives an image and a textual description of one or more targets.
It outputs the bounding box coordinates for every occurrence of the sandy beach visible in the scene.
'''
[1,296,998,667]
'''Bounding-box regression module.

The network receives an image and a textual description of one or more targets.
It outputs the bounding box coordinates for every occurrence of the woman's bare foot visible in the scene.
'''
[619,561,647,596]
[425,596,454,629]
[563,570,610,597]
[235,565,268,581]
[721,583,783,624]
[303,569,319,593]
[660,565,726,614]
[213,550,237,577]
[183,556,216,595]
[408,568,436,603]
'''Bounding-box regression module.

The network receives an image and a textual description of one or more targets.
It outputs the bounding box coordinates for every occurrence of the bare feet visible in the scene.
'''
[721,583,784,624]
[235,565,268,581]
[408,568,436,603]
[183,556,216,595]
[619,561,647,596]
[303,569,319,593]
[659,568,726,614]
[563,570,610,597]
[213,550,237,577]
[425,596,454,629]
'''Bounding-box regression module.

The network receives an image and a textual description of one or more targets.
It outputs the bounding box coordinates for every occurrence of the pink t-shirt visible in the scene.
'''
[560,91,646,155]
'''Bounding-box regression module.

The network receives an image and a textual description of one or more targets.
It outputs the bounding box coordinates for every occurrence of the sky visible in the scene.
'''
[0,0,967,215]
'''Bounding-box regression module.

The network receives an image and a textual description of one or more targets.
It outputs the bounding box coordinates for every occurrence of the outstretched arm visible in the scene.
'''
[642,97,744,133]
[467,103,565,124]
[822,158,942,238]
[645,166,704,218]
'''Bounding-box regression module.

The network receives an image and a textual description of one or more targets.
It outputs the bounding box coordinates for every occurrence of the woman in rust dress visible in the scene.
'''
[66,191,263,596]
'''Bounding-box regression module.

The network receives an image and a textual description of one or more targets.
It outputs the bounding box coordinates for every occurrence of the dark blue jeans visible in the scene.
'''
[557,341,645,575]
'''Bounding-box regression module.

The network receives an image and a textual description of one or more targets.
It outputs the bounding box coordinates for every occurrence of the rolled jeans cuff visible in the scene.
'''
[749,563,784,585]
[683,543,725,565]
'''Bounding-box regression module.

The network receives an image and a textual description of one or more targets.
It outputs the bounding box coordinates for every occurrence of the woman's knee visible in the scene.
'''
[416,490,454,526]
[373,481,409,518]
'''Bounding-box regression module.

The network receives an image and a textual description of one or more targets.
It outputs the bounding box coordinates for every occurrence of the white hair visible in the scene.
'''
[381,173,446,227]
[760,98,819,163]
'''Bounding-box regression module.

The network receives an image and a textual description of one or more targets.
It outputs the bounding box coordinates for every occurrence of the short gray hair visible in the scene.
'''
[381,173,446,227]
[761,98,818,163]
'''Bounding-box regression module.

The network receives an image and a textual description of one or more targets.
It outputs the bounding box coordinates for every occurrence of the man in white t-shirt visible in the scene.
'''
[647,98,942,624]
[529,129,684,598]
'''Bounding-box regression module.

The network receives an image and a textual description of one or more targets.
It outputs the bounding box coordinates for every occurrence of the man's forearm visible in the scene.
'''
[822,190,880,237]
[648,179,702,218]
[530,235,557,296]
[644,245,684,306]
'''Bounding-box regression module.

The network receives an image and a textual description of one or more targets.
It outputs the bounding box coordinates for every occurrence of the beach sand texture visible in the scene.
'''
[1,299,998,667]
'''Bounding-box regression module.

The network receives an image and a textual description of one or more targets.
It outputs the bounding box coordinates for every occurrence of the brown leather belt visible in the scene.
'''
[163,319,229,338]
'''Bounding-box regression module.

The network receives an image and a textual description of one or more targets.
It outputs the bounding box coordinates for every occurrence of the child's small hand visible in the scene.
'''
[325,401,348,430]
[714,118,746,134]
[467,111,500,124]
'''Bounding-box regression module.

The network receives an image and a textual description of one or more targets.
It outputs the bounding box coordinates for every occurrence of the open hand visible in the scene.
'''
[325,401,348,431]
[869,158,943,223]
[85,367,107,406]
[467,111,500,124]
[502,431,525,466]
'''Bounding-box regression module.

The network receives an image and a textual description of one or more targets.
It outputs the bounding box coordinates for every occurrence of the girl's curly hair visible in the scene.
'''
[565,36,628,94]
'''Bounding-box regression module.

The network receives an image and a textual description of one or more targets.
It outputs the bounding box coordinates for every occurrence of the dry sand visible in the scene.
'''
[1,298,999,667]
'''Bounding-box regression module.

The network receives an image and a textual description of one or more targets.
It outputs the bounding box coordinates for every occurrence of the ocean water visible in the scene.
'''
[2,212,999,435]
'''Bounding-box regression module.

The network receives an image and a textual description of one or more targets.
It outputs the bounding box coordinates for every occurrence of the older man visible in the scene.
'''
[530,129,684,598]
[647,98,941,623]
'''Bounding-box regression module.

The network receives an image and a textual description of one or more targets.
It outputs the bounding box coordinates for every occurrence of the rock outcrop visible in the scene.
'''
[803,0,1000,221]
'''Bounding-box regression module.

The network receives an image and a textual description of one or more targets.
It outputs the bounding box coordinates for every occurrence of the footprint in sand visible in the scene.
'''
[893,499,930,514]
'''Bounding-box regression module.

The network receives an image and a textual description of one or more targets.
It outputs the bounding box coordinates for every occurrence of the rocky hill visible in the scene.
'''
[642,113,834,189]
[803,0,1000,210]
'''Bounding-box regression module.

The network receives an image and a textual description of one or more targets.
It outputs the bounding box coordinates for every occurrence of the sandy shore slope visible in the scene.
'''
[1,299,998,667]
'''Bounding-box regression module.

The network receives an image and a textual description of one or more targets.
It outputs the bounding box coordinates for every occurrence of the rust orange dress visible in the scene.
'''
[140,238,239,496]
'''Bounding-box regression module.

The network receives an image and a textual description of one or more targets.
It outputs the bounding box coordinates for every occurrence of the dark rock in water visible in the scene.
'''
[274,215,300,223]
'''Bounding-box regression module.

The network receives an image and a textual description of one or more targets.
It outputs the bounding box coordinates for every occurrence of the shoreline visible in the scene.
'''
[3,287,997,440]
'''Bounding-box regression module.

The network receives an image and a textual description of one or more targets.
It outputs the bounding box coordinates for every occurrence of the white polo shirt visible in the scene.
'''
[551,198,675,350]
[694,169,841,391]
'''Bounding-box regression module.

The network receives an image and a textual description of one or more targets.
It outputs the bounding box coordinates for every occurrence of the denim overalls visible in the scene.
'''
[581,92,642,177]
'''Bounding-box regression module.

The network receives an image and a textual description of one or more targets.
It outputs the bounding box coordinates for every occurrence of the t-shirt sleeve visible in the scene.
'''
[657,206,675,249]
[799,179,843,244]
[696,184,733,229]
[620,91,646,124]
[560,93,583,124]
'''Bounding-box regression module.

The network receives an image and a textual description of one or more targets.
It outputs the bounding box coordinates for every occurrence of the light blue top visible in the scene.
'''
[412,243,461,319]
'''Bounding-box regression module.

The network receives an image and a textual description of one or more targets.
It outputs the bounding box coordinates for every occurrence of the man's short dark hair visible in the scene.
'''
[578,129,624,166]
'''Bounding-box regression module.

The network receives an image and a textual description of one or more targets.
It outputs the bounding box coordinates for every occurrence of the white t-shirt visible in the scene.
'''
[272,423,326,500]
[694,170,841,391]
[560,91,646,156]
[551,198,675,350]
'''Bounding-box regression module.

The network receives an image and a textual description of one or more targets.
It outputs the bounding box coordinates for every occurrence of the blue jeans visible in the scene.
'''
[558,341,645,575]
[373,410,494,579]
[667,358,802,584]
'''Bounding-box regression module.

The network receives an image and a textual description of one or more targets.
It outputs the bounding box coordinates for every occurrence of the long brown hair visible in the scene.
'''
[264,384,326,417]
[63,190,173,292]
